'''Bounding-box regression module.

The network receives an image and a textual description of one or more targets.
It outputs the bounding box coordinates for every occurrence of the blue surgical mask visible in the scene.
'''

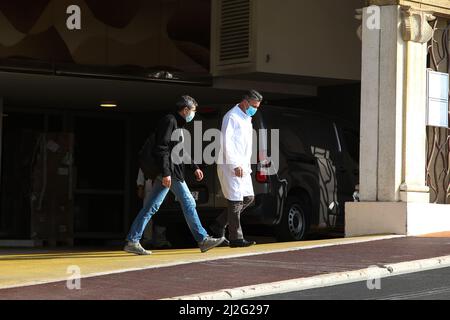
[185,111,195,123]
[246,106,258,117]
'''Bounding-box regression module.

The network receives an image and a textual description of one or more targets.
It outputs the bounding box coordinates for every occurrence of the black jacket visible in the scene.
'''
[153,112,199,182]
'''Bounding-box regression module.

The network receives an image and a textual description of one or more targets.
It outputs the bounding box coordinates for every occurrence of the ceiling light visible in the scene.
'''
[100,102,117,108]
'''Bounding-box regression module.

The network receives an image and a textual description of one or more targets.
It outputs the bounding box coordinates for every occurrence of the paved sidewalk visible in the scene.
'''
[1,235,450,300]
[0,235,394,289]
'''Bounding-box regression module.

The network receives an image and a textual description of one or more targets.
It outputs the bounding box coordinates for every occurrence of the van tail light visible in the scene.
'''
[256,169,268,183]
[256,153,271,184]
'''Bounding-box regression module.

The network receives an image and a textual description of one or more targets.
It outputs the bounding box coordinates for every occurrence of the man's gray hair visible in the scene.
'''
[243,90,263,102]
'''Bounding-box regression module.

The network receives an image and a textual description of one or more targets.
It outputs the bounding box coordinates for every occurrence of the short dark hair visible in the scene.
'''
[243,90,263,102]
[176,95,198,111]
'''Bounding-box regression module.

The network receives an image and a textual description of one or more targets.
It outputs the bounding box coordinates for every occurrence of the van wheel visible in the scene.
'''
[275,196,309,241]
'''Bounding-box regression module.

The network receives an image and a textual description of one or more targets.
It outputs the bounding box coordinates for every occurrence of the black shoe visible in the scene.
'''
[229,239,256,248]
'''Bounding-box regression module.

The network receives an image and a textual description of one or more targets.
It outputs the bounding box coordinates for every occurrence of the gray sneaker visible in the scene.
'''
[124,242,152,256]
[199,236,225,253]
[209,224,230,247]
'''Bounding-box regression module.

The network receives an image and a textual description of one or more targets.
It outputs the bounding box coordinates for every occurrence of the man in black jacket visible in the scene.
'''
[125,96,224,255]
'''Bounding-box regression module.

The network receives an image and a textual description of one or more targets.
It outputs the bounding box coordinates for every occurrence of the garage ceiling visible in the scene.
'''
[0,71,314,112]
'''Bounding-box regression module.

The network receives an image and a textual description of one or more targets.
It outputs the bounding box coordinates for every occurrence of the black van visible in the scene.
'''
[155,104,359,242]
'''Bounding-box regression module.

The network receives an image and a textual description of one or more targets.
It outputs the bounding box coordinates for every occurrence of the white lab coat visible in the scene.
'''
[217,105,255,201]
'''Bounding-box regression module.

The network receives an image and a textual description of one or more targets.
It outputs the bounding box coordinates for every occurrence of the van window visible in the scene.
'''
[293,115,339,159]
[279,127,307,155]
[262,110,307,155]
[262,108,339,159]
[263,107,338,160]
[341,128,360,163]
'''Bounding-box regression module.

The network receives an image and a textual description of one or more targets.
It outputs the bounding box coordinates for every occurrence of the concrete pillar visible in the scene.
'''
[359,7,381,201]
[377,5,406,202]
[358,5,407,202]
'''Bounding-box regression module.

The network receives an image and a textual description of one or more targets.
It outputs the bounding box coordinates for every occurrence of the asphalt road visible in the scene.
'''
[252,267,450,300]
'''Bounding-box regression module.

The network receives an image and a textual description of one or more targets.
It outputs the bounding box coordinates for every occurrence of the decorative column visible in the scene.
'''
[399,8,435,203]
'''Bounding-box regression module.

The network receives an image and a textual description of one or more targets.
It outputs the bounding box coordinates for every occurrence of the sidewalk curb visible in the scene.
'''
[166,255,450,300]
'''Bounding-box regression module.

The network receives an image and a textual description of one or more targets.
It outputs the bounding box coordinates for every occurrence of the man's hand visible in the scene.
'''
[194,169,204,182]
[234,167,244,178]
[137,186,145,199]
[162,176,172,189]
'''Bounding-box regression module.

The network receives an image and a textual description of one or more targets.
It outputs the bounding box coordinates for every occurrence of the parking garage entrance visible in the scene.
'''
[0,80,362,248]
[0,110,133,245]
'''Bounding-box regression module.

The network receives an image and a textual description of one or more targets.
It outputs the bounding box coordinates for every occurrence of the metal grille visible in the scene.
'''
[219,0,251,65]
[427,126,450,204]
[426,20,450,204]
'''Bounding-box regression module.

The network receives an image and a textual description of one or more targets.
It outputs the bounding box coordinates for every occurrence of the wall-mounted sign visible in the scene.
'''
[427,70,449,128]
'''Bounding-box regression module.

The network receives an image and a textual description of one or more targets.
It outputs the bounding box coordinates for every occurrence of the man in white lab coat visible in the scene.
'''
[212,90,263,247]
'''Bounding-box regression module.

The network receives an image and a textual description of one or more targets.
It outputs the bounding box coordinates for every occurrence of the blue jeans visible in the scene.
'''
[126,178,208,243]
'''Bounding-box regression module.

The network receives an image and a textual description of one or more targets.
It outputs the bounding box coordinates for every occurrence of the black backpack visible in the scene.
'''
[138,132,159,180]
